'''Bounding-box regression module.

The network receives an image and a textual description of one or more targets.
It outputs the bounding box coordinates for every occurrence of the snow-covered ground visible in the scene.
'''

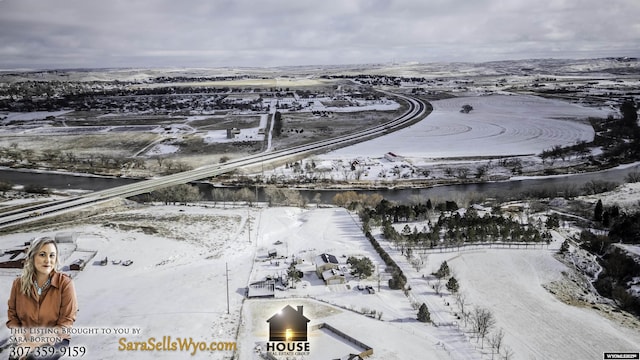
[578,182,640,212]
[2,203,638,359]
[321,94,613,159]
[1,63,639,359]
[0,111,73,124]
[449,249,639,359]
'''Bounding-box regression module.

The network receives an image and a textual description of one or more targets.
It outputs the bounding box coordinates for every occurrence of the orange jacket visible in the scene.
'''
[6,271,78,339]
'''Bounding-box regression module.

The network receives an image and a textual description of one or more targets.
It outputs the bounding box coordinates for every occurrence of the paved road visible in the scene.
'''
[0,91,429,230]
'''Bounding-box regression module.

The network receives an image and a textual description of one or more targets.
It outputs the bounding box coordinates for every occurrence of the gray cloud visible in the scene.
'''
[0,0,638,69]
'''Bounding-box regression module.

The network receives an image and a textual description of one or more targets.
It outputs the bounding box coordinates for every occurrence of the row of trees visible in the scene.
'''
[0,181,49,195]
[0,143,195,176]
[379,207,552,253]
[363,230,407,290]
[542,100,639,168]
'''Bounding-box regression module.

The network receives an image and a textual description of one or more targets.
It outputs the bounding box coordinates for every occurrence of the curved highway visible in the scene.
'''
[0,91,430,230]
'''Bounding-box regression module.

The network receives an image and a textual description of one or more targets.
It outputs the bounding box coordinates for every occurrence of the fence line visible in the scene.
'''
[412,241,550,254]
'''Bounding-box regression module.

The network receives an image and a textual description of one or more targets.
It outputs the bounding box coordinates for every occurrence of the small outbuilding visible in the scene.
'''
[55,232,77,244]
[70,259,86,271]
[315,253,339,277]
[247,279,275,298]
[384,152,403,162]
[321,268,346,285]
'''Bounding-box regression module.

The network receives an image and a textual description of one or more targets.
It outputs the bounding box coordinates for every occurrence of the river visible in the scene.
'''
[2,163,640,204]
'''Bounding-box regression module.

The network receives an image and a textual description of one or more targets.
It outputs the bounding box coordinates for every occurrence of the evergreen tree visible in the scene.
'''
[559,240,570,254]
[434,261,451,279]
[417,303,431,322]
[388,270,407,290]
[546,213,560,229]
[446,276,459,293]
[594,199,603,222]
[287,263,301,285]
[620,100,638,128]
[347,256,374,279]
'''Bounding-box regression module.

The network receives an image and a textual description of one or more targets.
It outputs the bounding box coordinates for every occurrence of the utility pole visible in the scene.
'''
[225,262,230,315]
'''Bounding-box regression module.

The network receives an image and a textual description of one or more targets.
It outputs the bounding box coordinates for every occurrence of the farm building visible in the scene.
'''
[55,232,78,244]
[321,268,346,285]
[315,253,339,277]
[384,152,403,162]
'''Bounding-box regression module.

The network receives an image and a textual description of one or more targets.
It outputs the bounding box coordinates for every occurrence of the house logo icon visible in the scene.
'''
[267,305,310,342]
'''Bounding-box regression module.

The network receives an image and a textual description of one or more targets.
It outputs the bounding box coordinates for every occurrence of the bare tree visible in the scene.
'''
[283,188,304,207]
[64,151,77,164]
[472,307,496,348]
[455,292,470,326]
[23,149,35,163]
[341,167,351,181]
[236,187,255,206]
[152,184,201,205]
[475,164,489,179]
[264,186,303,207]
[7,148,22,162]
[85,154,96,168]
[41,149,60,162]
[456,167,469,179]
[154,156,165,168]
[502,346,515,360]
[410,257,424,272]
[174,161,193,172]
[433,279,443,296]
[264,185,284,206]
[131,157,146,169]
[98,153,111,167]
[211,188,227,208]
[488,328,505,360]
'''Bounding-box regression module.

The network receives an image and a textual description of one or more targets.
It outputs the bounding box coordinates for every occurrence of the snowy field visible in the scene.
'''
[0,72,638,359]
[449,249,640,359]
[321,94,613,159]
[2,203,638,359]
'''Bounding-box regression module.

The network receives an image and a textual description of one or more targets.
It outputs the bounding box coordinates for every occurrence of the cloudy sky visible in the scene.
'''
[0,0,639,69]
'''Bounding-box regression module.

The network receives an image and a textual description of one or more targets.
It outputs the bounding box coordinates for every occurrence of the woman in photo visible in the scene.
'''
[6,237,78,360]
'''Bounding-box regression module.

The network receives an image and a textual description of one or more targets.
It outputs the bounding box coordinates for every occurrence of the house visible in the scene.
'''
[315,253,339,277]
[266,305,310,341]
[321,268,346,285]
